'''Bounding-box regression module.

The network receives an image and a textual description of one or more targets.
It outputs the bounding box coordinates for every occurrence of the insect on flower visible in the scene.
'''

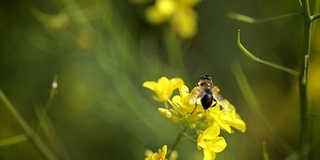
[189,74,230,113]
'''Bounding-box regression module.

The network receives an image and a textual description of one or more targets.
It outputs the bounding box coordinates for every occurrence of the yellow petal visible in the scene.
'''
[145,149,154,157]
[217,121,232,134]
[203,149,216,160]
[146,6,170,24]
[171,8,197,39]
[170,78,184,89]
[178,84,190,99]
[158,77,170,87]
[143,81,158,91]
[197,133,206,149]
[203,123,220,139]
[156,0,177,16]
[208,137,227,153]
[161,145,167,160]
[230,117,246,132]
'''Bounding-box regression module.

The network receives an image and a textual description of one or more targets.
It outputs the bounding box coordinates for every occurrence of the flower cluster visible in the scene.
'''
[143,76,246,159]
[132,0,201,39]
[145,145,178,160]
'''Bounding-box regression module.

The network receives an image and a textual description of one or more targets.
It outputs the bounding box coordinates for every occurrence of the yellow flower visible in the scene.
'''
[168,84,206,127]
[197,123,227,160]
[223,105,246,133]
[171,85,194,111]
[207,104,246,133]
[145,0,201,39]
[145,145,168,160]
[143,77,184,102]
[171,7,197,38]
[145,145,178,160]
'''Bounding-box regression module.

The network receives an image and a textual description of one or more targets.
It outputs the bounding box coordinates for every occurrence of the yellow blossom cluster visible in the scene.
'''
[145,145,178,160]
[132,0,200,39]
[143,76,246,160]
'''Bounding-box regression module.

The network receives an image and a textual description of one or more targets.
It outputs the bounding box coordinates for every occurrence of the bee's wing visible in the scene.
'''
[189,88,205,104]
[212,91,230,111]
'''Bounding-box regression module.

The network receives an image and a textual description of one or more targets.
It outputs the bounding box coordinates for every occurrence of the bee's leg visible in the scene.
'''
[189,103,198,115]
[211,99,217,108]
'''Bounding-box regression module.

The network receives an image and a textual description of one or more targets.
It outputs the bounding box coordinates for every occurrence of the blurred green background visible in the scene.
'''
[1,0,320,159]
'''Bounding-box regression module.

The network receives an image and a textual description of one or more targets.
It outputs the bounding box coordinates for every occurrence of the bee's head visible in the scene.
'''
[199,74,212,81]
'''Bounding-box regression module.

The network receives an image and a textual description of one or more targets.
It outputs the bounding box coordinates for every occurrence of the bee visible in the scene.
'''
[189,74,230,113]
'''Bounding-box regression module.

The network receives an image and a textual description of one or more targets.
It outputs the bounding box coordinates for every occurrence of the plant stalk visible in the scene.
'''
[0,90,58,160]
[169,126,188,156]
[299,0,312,159]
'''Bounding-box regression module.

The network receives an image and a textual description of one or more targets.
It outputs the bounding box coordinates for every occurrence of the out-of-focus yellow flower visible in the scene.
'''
[171,7,197,38]
[197,123,227,160]
[143,77,184,102]
[145,0,201,39]
[145,145,168,160]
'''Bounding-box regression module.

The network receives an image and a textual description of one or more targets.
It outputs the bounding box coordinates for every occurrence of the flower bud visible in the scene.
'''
[158,108,172,118]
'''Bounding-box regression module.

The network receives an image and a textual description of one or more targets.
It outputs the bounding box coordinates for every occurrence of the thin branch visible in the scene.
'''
[0,90,58,160]
[0,134,28,147]
[232,62,294,155]
[262,141,270,160]
[299,0,303,7]
[168,126,188,157]
[311,13,320,21]
[237,29,300,77]
[228,12,301,24]
[35,74,58,134]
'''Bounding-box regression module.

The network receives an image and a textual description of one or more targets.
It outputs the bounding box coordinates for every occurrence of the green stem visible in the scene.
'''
[0,134,28,147]
[237,29,300,76]
[0,90,58,160]
[299,0,312,159]
[36,75,58,134]
[168,126,188,156]
[163,27,187,77]
[228,12,301,24]
[262,141,270,160]
[310,13,320,21]
[232,62,294,155]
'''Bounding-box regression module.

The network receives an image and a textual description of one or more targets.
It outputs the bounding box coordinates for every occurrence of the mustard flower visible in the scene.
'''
[145,145,178,160]
[145,0,201,39]
[168,84,207,127]
[143,77,184,102]
[143,75,246,160]
[171,85,199,112]
[145,145,168,160]
[206,104,246,133]
[222,105,246,133]
[197,123,227,160]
